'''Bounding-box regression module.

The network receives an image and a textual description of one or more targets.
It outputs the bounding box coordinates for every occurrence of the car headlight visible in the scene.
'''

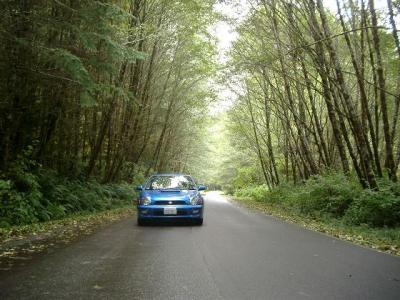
[190,195,202,205]
[139,196,151,205]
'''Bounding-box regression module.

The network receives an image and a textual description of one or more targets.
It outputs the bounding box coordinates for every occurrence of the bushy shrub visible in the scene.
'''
[266,182,296,205]
[235,185,269,202]
[234,172,400,228]
[224,184,235,195]
[0,154,44,226]
[0,164,135,227]
[294,173,359,217]
[344,185,400,227]
[0,179,39,226]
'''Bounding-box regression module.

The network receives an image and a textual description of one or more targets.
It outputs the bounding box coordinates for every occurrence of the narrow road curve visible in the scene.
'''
[1,192,399,299]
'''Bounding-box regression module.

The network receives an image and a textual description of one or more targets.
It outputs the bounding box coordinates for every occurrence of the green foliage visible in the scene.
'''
[0,149,43,226]
[234,173,400,228]
[235,185,269,202]
[0,161,135,227]
[344,184,400,227]
[0,0,218,183]
[225,0,400,191]
[294,174,359,217]
[233,166,261,190]
[49,48,94,88]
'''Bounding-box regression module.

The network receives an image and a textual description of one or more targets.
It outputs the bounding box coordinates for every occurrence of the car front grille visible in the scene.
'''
[154,200,186,205]
[153,209,188,216]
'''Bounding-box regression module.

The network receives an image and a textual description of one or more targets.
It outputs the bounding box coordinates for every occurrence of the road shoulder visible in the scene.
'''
[0,207,135,270]
[228,194,400,256]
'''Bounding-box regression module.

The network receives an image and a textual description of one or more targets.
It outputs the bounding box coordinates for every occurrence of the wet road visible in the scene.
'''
[1,191,399,299]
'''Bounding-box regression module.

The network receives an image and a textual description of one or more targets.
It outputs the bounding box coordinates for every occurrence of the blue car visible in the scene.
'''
[136,173,206,226]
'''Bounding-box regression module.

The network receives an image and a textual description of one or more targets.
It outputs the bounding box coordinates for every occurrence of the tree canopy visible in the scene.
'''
[221,0,400,190]
[0,0,218,183]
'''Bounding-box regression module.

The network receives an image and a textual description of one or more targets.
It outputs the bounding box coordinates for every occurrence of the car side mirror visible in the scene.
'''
[135,185,143,191]
[197,185,207,191]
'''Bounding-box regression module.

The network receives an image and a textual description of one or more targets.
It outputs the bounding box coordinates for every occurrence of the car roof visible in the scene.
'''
[152,173,189,176]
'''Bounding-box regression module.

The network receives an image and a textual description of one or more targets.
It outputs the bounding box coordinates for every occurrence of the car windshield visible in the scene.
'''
[145,175,196,190]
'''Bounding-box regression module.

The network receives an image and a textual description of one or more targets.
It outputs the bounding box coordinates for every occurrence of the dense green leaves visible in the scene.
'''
[0,0,218,225]
[218,0,400,229]
[235,173,400,227]
[0,149,136,226]
[224,0,400,188]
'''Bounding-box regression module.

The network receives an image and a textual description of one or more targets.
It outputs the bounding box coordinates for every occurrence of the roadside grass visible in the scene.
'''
[0,206,136,266]
[233,196,400,256]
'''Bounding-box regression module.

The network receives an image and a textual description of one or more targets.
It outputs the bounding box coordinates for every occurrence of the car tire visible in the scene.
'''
[194,218,203,226]
[137,218,146,226]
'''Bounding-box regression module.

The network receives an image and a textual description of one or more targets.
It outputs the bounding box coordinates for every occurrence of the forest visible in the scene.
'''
[0,0,400,231]
[218,0,400,228]
[0,0,217,225]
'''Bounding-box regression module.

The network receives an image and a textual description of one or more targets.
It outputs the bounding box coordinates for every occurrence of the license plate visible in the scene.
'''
[163,207,177,215]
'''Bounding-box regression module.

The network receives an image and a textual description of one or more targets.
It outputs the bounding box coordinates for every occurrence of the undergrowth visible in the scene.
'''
[233,173,400,228]
[0,158,136,227]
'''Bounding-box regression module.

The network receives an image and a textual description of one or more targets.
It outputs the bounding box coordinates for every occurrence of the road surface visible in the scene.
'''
[0,191,399,299]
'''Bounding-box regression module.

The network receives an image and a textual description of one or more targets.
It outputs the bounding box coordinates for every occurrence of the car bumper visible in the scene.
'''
[137,205,203,219]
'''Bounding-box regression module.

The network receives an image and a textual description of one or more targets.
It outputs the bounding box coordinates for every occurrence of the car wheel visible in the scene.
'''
[194,218,203,226]
[137,218,146,226]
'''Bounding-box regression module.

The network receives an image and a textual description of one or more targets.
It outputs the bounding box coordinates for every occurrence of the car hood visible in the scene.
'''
[141,190,197,201]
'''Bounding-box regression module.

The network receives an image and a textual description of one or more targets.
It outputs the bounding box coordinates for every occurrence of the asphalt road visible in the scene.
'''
[1,191,399,300]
